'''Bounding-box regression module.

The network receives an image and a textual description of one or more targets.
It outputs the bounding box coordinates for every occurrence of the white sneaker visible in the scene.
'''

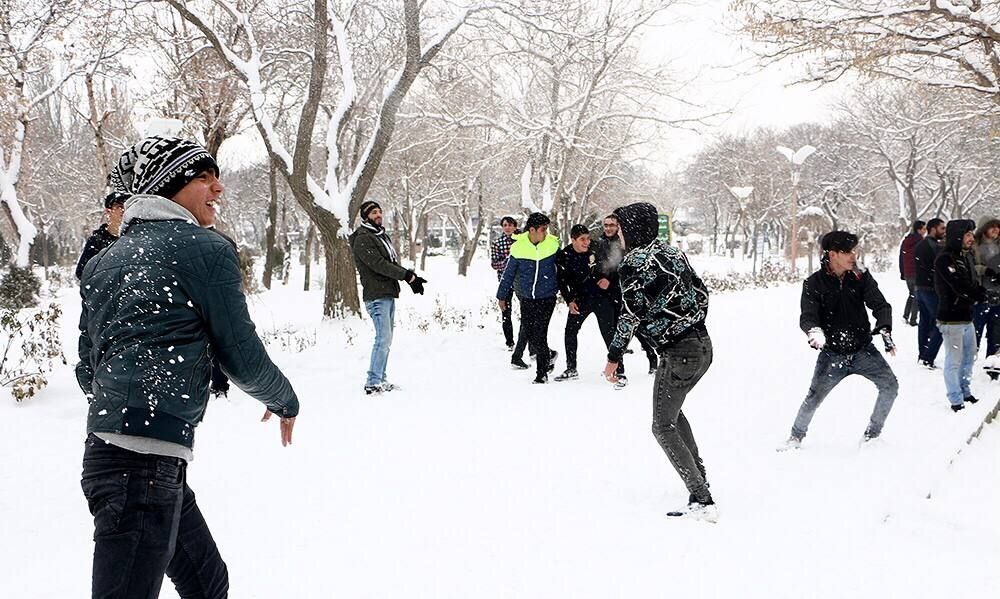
[613,375,629,390]
[667,502,719,523]
[777,436,802,452]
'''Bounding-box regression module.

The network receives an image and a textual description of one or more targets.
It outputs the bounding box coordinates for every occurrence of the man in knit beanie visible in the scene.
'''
[350,199,428,394]
[78,137,299,597]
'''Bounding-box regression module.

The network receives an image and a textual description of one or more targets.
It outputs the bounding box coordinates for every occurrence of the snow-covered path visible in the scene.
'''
[2,259,997,598]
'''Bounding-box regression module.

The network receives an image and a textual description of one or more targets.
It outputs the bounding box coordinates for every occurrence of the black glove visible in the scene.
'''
[875,328,895,354]
[210,362,230,397]
[407,272,427,295]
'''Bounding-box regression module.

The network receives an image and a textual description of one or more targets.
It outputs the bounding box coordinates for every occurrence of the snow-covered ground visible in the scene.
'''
[2,256,997,598]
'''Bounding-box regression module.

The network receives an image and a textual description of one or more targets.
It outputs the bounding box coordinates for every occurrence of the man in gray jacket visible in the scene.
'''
[349,200,427,394]
[78,136,299,598]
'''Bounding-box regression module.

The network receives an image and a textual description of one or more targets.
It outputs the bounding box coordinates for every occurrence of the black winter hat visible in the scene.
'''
[103,191,130,209]
[360,201,382,221]
[525,212,550,230]
[111,136,219,199]
[945,219,976,252]
[612,202,659,250]
[820,230,858,253]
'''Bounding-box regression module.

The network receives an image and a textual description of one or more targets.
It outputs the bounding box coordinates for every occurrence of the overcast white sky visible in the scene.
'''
[639,0,849,168]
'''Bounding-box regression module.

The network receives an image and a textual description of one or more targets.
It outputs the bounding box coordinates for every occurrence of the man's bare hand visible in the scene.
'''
[498,300,507,312]
[568,301,580,315]
[261,409,296,446]
[597,279,610,290]
[603,361,619,382]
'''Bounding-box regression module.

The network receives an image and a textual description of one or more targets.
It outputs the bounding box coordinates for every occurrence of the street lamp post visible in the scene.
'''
[776,145,816,274]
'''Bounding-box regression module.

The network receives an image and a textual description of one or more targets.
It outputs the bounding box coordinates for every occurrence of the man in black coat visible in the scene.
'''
[784,231,898,449]
[78,136,300,598]
[75,191,129,279]
[554,224,624,384]
[914,218,946,367]
[934,219,986,412]
[349,200,427,394]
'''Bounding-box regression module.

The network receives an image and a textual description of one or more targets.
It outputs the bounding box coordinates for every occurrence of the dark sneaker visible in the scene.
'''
[511,358,530,370]
[546,351,558,373]
[554,369,578,382]
[952,403,965,412]
[532,374,548,384]
[778,435,803,451]
[506,343,515,352]
[919,359,937,370]
[364,385,381,395]
[964,395,979,404]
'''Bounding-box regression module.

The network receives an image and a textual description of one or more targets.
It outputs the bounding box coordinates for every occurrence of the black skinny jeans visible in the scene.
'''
[651,332,713,504]
[519,296,557,377]
[81,434,228,598]
[565,295,623,374]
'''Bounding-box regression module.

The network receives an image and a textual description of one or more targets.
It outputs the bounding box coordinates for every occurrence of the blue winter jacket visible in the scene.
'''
[496,233,561,300]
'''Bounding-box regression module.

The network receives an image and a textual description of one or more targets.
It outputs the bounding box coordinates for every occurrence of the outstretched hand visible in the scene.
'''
[261,408,296,446]
[408,275,427,295]
[603,361,619,383]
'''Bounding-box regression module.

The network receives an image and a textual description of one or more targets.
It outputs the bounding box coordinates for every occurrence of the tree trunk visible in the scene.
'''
[324,233,360,317]
[303,223,315,292]
[263,158,279,290]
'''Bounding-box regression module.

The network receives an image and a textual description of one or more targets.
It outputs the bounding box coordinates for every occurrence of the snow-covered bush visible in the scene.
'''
[1,303,66,402]
[260,326,318,353]
[0,267,41,310]
[700,260,800,293]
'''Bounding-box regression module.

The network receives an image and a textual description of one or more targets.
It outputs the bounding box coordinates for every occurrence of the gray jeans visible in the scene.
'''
[652,332,713,504]
[791,343,898,440]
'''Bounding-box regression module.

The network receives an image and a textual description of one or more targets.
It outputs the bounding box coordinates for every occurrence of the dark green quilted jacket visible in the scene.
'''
[77,196,298,448]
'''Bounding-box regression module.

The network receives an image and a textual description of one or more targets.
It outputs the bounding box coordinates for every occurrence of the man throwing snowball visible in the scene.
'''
[784,230,898,450]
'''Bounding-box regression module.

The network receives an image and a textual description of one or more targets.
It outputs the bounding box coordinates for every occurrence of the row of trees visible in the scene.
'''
[1,0,700,316]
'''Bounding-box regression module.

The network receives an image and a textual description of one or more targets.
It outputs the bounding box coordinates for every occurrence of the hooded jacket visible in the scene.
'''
[935,219,986,322]
[800,261,892,355]
[77,195,299,455]
[496,232,560,301]
[607,203,708,362]
[349,221,410,302]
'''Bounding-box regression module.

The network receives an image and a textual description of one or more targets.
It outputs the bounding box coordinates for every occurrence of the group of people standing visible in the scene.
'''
[900,217,999,410]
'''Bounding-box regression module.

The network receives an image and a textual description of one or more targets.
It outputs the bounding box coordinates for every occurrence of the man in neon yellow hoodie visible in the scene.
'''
[497,212,560,383]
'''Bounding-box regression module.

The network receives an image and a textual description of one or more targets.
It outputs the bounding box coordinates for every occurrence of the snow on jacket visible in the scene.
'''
[496,232,560,301]
[607,202,708,363]
[800,266,891,355]
[75,224,117,280]
[76,195,299,451]
[898,232,922,281]
[935,219,986,323]
[490,233,515,281]
[349,222,410,302]
[555,244,602,304]
[914,236,943,289]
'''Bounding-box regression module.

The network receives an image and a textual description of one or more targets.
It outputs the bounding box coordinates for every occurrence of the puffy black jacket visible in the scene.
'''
[592,234,625,290]
[800,267,891,355]
[77,197,298,449]
[914,236,943,289]
[349,222,410,302]
[555,244,602,303]
[75,224,117,279]
[934,220,986,322]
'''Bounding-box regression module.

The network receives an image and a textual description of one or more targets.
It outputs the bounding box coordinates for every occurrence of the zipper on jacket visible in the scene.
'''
[531,243,540,298]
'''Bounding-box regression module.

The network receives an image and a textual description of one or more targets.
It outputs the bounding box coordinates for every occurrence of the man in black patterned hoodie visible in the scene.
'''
[602,202,716,522]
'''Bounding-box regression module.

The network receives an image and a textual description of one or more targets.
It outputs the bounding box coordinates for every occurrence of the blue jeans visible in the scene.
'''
[916,289,943,363]
[364,298,395,386]
[938,322,976,406]
[973,303,1000,356]
[81,435,228,598]
[791,344,898,439]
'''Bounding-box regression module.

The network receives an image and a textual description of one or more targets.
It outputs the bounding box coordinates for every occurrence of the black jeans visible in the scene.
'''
[501,288,515,346]
[903,278,918,325]
[519,297,557,377]
[652,332,713,503]
[565,295,623,374]
[81,434,228,598]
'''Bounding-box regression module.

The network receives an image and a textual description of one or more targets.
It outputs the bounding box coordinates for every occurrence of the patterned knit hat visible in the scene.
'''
[360,200,382,221]
[110,136,219,199]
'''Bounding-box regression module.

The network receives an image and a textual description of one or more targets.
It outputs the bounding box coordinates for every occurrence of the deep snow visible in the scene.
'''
[1,255,997,598]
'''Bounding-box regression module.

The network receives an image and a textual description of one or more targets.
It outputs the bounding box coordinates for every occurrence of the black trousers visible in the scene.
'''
[903,278,918,325]
[519,297,557,377]
[500,288,515,346]
[81,434,228,598]
[565,295,623,375]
